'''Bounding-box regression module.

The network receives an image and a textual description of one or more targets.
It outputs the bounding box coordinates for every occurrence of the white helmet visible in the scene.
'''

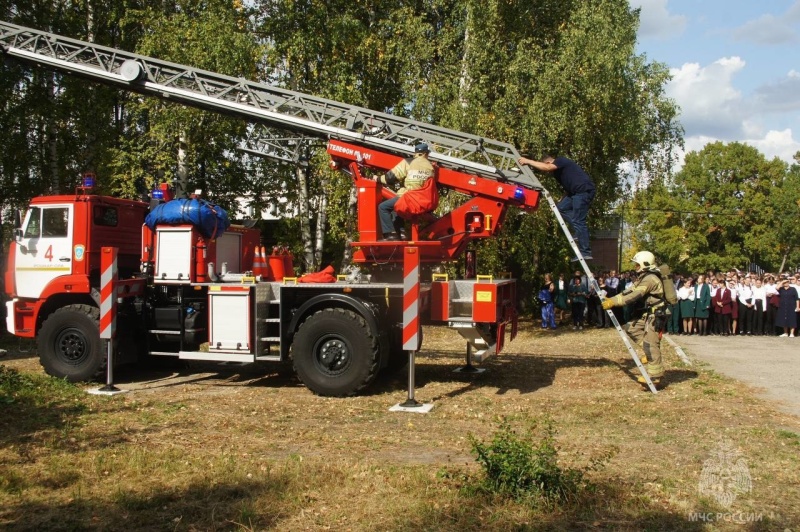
[632,251,656,271]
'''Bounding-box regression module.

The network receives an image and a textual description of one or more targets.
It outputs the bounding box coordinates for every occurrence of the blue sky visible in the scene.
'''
[631,0,800,165]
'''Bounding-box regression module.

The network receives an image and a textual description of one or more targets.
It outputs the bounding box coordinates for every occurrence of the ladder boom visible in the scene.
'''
[0,20,543,189]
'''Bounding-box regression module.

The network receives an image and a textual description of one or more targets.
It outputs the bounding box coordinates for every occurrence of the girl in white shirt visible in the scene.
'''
[678,277,695,334]
[728,279,739,335]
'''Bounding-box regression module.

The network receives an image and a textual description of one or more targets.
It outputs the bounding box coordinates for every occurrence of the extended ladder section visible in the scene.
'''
[0,20,654,391]
[0,20,541,191]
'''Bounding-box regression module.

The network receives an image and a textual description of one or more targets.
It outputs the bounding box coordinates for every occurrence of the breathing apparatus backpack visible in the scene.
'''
[657,265,678,305]
[641,266,677,332]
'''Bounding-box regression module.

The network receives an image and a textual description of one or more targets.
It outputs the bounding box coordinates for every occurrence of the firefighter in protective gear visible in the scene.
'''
[601,250,667,385]
[378,143,434,240]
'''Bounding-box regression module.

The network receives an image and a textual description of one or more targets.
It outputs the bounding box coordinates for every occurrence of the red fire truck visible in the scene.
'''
[1,21,551,397]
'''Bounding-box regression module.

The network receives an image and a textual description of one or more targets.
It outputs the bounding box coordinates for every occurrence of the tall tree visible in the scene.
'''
[256,0,680,283]
[2,0,681,290]
[107,0,262,206]
[628,142,795,273]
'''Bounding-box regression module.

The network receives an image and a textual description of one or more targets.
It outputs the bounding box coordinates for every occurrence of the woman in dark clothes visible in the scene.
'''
[775,279,800,337]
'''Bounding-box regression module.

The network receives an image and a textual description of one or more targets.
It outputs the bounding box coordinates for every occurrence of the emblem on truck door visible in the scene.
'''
[74,245,86,262]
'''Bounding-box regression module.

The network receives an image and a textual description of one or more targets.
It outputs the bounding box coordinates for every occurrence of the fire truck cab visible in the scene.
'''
[5,193,148,380]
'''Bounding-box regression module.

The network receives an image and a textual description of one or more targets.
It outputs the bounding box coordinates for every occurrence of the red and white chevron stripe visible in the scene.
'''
[402,246,420,351]
[99,247,118,340]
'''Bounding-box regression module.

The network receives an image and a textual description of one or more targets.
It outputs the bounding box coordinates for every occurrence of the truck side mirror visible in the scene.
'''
[13,228,23,242]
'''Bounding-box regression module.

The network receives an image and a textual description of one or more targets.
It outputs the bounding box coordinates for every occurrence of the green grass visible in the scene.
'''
[2,325,800,530]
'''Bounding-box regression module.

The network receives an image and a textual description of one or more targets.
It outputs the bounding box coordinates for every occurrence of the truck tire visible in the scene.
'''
[38,304,105,382]
[292,308,379,397]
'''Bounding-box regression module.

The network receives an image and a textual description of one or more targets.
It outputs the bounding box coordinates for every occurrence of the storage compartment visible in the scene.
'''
[208,287,251,351]
[450,280,475,318]
[216,231,242,273]
[154,226,194,283]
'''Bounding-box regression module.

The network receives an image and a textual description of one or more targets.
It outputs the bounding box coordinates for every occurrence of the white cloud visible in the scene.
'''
[732,2,800,45]
[752,72,800,113]
[629,0,687,39]
[789,0,800,20]
[665,58,800,167]
[731,15,798,45]
[667,57,748,139]
[671,130,799,172]
[745,129,800,163]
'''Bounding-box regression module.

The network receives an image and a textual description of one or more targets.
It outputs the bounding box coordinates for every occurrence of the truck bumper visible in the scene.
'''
[5,299,36,338]
[5,299,15,335]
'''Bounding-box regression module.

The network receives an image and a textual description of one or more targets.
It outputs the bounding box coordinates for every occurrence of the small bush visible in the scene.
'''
[0,365,32,404]
[469,417,602,505]
[0,365,84,408]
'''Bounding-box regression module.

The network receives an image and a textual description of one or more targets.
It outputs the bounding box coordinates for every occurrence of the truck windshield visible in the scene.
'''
[22,207,41,238]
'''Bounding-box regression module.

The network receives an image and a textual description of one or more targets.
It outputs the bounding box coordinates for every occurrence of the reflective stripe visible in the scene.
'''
[402,248,420,351]
[99,248,118,340]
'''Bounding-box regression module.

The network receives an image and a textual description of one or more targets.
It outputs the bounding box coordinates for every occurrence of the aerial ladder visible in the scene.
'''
[0,21,656,393]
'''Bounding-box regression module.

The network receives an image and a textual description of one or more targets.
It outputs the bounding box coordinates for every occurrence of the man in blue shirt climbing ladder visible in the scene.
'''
[518,154,596,261]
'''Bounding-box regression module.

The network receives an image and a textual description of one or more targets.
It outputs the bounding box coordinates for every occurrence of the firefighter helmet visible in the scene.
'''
[632,250,656,272]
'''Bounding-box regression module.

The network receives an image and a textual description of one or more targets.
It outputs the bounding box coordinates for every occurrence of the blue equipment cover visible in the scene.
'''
[145,198,231,239]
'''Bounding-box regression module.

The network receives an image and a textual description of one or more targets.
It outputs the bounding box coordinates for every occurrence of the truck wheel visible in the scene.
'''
[292,308,379,397]
[38,304,105,382]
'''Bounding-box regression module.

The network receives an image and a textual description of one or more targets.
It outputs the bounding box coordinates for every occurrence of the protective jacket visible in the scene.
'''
[607,268,666,314]
[605,266,668,379]
[381,154,434,195]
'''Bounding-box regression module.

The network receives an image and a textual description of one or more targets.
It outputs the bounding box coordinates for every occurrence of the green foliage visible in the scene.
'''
[628,142,799,273]
[469,417,605,505]
[0,365,82,406]
[1,0,681,288]
[0,365,29,405]
[109,0,262,205]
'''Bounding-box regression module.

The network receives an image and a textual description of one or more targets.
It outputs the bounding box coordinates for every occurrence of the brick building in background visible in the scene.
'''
[589,217,621,272]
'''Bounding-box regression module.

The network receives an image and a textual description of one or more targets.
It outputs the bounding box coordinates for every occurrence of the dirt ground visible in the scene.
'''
[2,321,800,529]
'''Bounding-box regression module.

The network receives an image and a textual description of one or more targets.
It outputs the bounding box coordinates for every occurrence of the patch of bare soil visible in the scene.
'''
[2,321,799,529]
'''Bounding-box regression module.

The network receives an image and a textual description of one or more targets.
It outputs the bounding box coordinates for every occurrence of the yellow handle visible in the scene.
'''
[476,274,493,282]
[282,277,298,285]
[432,273,449,282]
[240,276,256,284]
[336,274,348,282]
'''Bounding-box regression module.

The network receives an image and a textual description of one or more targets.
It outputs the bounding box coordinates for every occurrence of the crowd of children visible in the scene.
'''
[538,268,800,337]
